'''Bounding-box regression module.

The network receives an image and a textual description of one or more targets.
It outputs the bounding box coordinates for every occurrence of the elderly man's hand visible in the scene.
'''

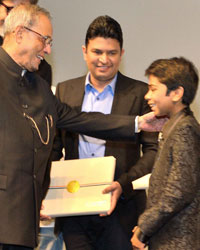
[139,112,168,132]
[40,204,52,221]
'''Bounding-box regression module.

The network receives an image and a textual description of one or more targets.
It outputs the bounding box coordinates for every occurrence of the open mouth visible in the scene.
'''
[37,55,44,61]
[149,103,156,110]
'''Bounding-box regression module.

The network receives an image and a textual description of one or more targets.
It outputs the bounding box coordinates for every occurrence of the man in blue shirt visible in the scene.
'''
[51,15,158,250]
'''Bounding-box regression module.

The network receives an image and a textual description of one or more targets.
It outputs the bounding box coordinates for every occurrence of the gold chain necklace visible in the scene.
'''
[24,113,50,145]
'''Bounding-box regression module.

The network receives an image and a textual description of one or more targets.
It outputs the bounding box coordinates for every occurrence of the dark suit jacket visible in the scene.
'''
[52,72,158,236]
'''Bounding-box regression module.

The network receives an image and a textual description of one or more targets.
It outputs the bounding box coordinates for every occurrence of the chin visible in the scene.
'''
[154,111,162,117]
[0,28,4,37]
[31,64,40,72]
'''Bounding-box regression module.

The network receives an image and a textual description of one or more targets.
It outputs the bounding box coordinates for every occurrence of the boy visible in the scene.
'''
[131,57,200,250]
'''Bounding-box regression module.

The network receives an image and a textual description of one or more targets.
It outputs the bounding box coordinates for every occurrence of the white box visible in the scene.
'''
[43,156,116,217]
[132,173,151,190]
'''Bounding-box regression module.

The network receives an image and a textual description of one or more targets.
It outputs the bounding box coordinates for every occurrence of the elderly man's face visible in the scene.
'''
[18,14,53,72]
[0,0,30,37]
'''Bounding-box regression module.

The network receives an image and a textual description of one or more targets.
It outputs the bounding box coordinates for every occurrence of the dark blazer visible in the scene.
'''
[0,48,136,248]
[138,108,200,250]
[52,72,158,237]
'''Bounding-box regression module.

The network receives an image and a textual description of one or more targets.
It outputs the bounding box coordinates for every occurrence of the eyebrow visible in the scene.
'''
[148,83,158,87]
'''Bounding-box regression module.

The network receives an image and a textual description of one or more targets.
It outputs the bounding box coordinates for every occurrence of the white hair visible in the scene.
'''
[4,3,51,35]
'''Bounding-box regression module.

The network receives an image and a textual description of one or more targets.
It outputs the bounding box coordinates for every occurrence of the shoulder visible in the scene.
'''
[116,72,148,96]
[57,75,85,90]
[176,115,200,133]
[172,115,200,145]
[56,75,85,101]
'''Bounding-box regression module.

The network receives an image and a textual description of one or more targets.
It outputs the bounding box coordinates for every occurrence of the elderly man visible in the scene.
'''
[0,0,52,85]
[0,3,166,250]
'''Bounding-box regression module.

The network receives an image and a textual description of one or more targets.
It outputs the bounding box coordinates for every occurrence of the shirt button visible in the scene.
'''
[33,174,36,179]
[22,104,28,109]
[97,97,100,101]
[34,148,37,153]
[91,153,95,156]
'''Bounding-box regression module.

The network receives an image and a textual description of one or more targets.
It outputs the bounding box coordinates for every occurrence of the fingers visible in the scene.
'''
[102,185,114,194]
[132,226,138,233]
[40,213,52,221]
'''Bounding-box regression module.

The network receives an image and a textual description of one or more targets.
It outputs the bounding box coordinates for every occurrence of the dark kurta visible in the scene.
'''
[138,108,200,250]
[0,48,136,248]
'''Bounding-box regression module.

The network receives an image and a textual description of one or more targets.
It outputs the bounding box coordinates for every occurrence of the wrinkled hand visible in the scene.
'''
[100,181,122,216]
[40,204,52,221]
[139,112,168,132]
[131,226,145,250]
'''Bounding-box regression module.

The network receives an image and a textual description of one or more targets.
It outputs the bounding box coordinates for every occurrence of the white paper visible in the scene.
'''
[43,156,116,217]
[132,173,151,190]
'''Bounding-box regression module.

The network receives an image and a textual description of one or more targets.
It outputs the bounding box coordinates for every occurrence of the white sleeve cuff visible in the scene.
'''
[135,116,141,133]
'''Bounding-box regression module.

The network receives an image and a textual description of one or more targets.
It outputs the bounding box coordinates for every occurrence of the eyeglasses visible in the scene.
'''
[0,2,14,14]
[23,26,53,47]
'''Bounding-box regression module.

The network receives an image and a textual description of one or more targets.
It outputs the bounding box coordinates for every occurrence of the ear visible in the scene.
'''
[120,48,125,57]
[15,26,24,44]
[82,45,87,61]
[172,86,184,102]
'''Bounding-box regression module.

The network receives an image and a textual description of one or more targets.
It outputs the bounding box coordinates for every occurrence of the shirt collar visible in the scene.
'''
[0,47,26,77]
[85,72,117,95]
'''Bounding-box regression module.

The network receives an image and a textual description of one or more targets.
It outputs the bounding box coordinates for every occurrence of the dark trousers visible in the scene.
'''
[0,244,33,250]
[55,192,146,250]
[57,212,132,250]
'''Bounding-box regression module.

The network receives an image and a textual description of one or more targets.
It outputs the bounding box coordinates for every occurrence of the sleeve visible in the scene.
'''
[54,94,136,141]
[138,125,199,237]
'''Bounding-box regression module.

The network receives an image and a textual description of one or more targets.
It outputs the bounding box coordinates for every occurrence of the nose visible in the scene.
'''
[44,43,51,55]
[99,53,108,64]
[145,90,151,100]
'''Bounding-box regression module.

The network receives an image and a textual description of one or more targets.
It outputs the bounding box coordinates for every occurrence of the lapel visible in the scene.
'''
[72,73,137,115]
[111,72,138,115]
[67,76,85,111]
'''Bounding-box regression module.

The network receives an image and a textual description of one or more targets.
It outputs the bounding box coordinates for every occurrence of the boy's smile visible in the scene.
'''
[145,75,183,118]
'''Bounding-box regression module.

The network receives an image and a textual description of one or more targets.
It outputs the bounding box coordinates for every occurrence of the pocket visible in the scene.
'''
[0,174,7,190]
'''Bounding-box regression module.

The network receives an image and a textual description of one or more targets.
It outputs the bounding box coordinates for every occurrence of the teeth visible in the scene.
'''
[37,55,43,60]
[97,65,109,68]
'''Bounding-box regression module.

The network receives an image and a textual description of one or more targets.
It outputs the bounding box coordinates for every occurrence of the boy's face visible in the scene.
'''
[145,75,175,117]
